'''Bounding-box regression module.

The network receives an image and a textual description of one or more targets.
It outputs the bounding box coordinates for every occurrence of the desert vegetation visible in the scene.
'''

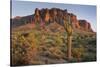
[11,22,96,66]
[11,8,96,66]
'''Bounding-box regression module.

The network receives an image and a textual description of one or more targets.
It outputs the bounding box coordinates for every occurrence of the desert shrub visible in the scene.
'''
[88,38,96,46]
[11,32,39,66]
[60,44,67,53]
[48,47,65,59]
[82,52,96,61]
[72,45,85,62]
[44,33,63,47]
[54,37,63,46]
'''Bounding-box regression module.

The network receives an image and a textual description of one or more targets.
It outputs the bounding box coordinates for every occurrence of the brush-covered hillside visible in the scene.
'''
[11,8,96,66]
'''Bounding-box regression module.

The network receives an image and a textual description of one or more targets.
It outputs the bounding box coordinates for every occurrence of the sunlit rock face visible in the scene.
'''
[70,14,80,29]
[33,8,93,32]
[11,8,94,32]
[34,8,41,23]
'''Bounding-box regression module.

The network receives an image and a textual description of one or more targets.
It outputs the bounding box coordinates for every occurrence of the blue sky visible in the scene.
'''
[11,1,96,32]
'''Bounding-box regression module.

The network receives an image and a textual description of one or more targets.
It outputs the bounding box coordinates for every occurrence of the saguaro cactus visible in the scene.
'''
[63,14,73,61]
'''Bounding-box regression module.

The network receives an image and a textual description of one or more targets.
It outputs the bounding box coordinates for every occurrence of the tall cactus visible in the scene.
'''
[63,14,73,61]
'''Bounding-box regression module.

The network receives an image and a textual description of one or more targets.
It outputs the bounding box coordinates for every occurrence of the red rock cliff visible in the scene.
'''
[32,8,94,32]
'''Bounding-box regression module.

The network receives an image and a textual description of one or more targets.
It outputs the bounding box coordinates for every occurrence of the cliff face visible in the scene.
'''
[11,8,94,32]
[78,20,93,32]
[33,8,93,32]
[70,14,80,29]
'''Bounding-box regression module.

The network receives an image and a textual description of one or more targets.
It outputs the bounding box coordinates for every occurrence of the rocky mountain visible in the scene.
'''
[11,8,94,32]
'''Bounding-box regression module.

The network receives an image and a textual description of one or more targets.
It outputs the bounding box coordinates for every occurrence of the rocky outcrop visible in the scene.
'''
[32,8,93,32]
[34,8,41,23]
[11,8,94,32]
[70,13,80,29]
[78,20,93,32]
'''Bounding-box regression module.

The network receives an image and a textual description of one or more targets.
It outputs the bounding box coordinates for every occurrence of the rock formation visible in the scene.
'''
[11,8,94,32]
[70,13,80,29]
[78,20,93,32]
[33,8,93,32]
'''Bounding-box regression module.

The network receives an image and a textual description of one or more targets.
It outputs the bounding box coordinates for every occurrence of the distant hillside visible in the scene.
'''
[11,14,34,27]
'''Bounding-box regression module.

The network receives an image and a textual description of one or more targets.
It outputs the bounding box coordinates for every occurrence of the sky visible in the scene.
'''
[11,1,97,32]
